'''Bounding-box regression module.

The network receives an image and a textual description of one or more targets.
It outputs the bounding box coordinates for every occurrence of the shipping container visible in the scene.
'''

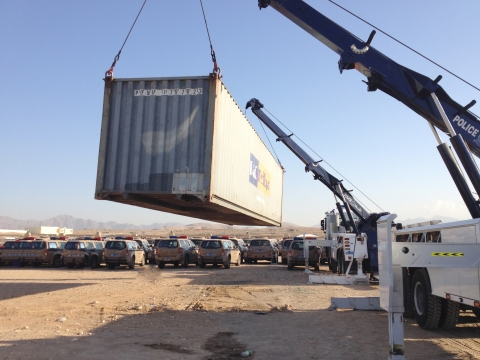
[95,74,283,226]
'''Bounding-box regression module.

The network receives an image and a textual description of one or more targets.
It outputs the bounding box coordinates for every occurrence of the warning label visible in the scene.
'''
[431,252,464,257]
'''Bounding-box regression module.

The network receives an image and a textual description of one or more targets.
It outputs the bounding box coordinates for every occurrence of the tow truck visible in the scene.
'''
[254,0,480,358]
[247,97,386,285]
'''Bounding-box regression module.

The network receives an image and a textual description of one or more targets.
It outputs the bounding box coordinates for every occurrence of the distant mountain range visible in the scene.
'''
[0,215,308,231]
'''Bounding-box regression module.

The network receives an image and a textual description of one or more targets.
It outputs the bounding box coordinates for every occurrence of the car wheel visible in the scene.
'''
[67,263,75,269]
[139,256,145,267]
[53,256,61,268]
[158,262,165,269]
[90,257,98,269]
[183,255,189,268]
[224,256,231,269]
[287,263,293,270]
[413,269,441,329]
[107,263,116,270]
[128,257,135,269]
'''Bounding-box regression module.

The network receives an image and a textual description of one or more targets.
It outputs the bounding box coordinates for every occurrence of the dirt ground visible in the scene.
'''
[1,260,480,360]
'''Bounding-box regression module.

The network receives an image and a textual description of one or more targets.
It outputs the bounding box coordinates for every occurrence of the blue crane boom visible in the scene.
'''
[258,0,480,157]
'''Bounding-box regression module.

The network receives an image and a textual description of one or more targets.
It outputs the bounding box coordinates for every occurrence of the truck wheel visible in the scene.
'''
[403,268,415,318]
[224,256,231,269]
[90,257,98,269]
[330,260,338,274]
[337,250,344,274]
[53,256,61,268]
[438,299,460,329]
[128,257,135,269]
[412,269,441,329]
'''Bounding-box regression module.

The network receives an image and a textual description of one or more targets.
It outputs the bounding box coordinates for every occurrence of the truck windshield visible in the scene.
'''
[157,240,178,248]
[31,242,46,249]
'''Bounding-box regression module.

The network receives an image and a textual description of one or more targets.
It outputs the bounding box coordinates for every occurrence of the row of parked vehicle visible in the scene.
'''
[0,234,327,271]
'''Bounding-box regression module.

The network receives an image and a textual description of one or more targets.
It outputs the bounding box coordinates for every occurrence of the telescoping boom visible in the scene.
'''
[246,98,388,275]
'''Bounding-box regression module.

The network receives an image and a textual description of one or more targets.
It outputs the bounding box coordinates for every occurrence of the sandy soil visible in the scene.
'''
[1,260,479,360]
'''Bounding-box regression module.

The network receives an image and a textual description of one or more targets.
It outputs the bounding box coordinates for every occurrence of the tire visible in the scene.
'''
[330,260,338,274]
[139,256,145,267]
[158,262,165,269]
[200,263,206,268]
[107,263,116,270]
[438,299,460,329]
[67,263,75,269]
[128,257,135,269]
[473,308,480,318]
[53,256,61,268]
[90,257,98,269]
[224,256,231,269]
[403,268,415,318]
[287,263,293,270]
[183,255,189,268]
[412,269,442,329]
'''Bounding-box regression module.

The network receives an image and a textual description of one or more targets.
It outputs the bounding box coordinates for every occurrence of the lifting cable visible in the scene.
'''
[105,0,147,80]
[263,107,383,213]
[327,0,480,93]
[257,118,284,169]
[199,0,221,76]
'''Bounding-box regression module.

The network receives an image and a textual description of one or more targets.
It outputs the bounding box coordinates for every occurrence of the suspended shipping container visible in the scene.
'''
[95,75,283,226]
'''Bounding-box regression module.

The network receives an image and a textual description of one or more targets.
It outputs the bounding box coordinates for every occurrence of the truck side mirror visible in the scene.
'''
[320,219,325,231]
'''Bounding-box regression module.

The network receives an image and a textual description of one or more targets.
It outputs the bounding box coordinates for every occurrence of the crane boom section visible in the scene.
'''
[259,0,480,158]
[246,98,371,222]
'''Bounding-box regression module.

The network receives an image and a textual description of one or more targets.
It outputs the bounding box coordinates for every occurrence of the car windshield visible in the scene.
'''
[201,241,222,249]
[283,240,293,248]
[158,240,178,248]
[250,240,270,247]
[105,241,126,250]
[31,242,46,249]
[64,242,78,250]
[292,242,303,250]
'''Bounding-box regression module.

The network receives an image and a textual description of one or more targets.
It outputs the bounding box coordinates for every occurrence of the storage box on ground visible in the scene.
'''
[95,75,283,226]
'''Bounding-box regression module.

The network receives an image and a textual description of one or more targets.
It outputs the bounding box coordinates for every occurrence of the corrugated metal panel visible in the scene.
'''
[95,75,283,226]
[210,81,283,224]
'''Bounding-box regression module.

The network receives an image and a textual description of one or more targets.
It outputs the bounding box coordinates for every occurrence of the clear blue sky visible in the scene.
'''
[2,0,480,226]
